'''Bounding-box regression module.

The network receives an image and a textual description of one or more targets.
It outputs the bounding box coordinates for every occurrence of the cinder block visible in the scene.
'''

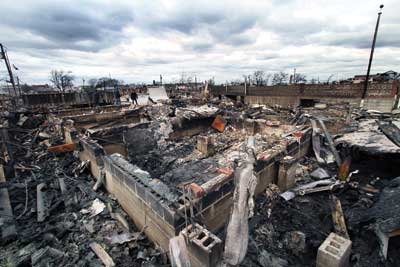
[163,205,176,226]
[316,233,351,267]
[197,136,214,156]
[135,181,146,200]
[181,223,223,267]
[146,190,163,217]
[277,156,297,191]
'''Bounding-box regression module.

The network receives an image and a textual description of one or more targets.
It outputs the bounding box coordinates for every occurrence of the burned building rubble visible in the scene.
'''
[1,92,400,267]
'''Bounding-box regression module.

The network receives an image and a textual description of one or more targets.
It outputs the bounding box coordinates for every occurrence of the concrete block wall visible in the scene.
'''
[245,95,299,108]
[363,97,396,112]
[103,154,230,267]
[103,154,181,252]
[211,82,398,112]
[365,81,398,97]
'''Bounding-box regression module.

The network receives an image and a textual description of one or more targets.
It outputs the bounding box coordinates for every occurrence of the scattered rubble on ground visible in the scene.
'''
[1,94,400,267]
[0,114,164,267]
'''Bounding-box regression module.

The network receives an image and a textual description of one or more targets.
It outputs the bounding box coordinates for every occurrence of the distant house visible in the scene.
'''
[377,70,400,81]
[353,74,380,84]
[353,70,399,84]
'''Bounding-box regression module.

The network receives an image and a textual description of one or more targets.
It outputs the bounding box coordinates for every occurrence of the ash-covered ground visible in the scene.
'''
[242,154,400,267]
[0,114,164,267]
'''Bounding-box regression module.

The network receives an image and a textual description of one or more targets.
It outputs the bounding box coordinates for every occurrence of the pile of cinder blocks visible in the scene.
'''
[317,233,351,267]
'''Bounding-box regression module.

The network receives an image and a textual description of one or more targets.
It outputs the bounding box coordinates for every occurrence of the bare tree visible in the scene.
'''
[310,78,317,84]
[253,70,266,86]
[88,78,98,88]
[50,70,74,92]
[272,72,288,85]
[96,77,122,88]
[230,79,242,85]
[326,74,335,84]
[293,73,307,84]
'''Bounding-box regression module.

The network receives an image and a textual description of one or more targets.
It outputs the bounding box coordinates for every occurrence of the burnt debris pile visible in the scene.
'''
[1,95,400,267]
[0,112,163,267]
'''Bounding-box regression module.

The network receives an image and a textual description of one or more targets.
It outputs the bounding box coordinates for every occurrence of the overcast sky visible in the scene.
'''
[1,0,399,85]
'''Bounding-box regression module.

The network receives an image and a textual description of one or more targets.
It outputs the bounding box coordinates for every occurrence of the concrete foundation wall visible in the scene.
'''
[78,121,312,266]
[103,155,180,252]
[245,96,299,108]
[363,97,396,112]
[212,82,399,112]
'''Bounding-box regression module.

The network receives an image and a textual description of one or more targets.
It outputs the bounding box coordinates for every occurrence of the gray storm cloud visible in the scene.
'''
[0,0,399,84]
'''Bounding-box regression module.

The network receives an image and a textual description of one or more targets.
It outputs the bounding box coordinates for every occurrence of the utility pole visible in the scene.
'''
[0,43,17,97]
[361,4,384,103]
[244,76,247,96]
[293,68,296,84]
